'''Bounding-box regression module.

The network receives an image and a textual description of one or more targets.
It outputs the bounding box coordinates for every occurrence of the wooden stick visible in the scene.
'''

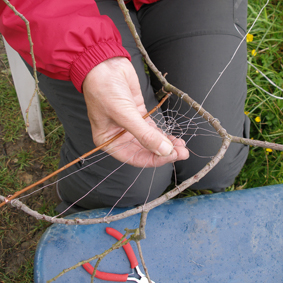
[0,94,169,208]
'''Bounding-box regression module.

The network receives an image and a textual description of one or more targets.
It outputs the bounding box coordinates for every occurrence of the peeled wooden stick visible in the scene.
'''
[0,94,170,208]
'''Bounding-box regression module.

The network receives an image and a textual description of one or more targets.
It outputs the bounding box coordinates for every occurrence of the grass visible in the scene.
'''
[234,0,283,189]
[0,43,63,282]
[0,1,282,282]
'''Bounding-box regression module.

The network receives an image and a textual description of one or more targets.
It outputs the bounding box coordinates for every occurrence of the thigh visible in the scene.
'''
[139,0,250,190]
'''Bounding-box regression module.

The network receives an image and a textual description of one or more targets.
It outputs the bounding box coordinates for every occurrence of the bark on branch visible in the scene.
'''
[0,137,231,225]
[2,0,41,127]
[1,0,282,227]
[3,1,281,282]
[47,229,139,283]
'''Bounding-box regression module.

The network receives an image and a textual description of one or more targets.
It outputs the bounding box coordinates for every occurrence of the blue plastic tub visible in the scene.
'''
[34,185,283,282]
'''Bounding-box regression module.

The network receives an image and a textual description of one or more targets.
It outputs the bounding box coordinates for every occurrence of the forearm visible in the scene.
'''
[0,0,131,92]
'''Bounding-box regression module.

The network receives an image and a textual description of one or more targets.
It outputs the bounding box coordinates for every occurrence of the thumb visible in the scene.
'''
[122,62,174,156]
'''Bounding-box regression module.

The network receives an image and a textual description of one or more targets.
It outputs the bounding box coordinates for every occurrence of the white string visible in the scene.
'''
[22,0,283,217]
[143,165,157,209]
[105,153,150,218]
[54,147,144,218]
[199,0,270,108]
[18,139,137,201]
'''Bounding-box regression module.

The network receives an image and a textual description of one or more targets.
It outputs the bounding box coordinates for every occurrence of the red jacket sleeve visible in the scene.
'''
[0,0,131,93]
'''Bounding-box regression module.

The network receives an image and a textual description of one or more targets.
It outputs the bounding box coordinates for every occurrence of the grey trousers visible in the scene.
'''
[31,0,250,213]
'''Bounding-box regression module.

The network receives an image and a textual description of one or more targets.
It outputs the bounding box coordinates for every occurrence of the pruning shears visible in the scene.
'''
[83,227,155,283]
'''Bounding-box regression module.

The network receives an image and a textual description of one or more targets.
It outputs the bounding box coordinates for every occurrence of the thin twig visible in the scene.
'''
[136,241,153,283]
[117,0,168,87]
[1,0,282,228]
[3,2,283,283]
[0,138,231,225]
[116,0,283,150]
[2,0,283,218]
[90,257,102,283]
[231,135,283,151]
[0,94,170,208]
[138,210,149,240]
[45,125,63,138]
[2,0,41,128]
[165,84,228,138]
[47,229,138,282]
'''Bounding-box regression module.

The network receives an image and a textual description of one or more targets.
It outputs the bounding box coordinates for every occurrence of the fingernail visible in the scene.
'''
[156,140,173,156]
[170,150,178,162]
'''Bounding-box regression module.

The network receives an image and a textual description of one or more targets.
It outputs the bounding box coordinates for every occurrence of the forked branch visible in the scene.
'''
[0,137,231,225]
[2,2,282,282]
[1,0,283,212]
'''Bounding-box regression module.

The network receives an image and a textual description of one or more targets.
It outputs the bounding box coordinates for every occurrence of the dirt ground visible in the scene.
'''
[0,130,60,281]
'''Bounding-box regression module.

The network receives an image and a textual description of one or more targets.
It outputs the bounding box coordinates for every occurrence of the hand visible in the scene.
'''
[82,57,189,167]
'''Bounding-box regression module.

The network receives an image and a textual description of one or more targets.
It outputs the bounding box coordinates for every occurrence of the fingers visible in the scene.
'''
[116,61,178,157]
[82,57,189,166]
[121,133,189,168]
[152,135,189,165]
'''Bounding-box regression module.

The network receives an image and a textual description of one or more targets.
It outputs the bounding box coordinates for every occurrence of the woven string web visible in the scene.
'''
[16,93,221,217]
[5,0,283,220]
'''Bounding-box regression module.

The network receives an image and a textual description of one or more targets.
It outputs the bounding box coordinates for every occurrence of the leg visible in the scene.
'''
[139,0,250,191]
[24,1,173,214]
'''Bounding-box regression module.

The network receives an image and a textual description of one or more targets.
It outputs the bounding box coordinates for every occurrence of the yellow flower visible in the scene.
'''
[255,116,261,123]
[246,33,254,43]
[244,111,249,115]
[251,49,257,56]
[266,148,273,153]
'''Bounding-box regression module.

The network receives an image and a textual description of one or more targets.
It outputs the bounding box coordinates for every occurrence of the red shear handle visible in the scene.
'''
[106,227,139,269]
[83,263,128,282]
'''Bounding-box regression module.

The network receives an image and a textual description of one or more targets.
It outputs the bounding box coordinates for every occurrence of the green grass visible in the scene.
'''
[0,78,25,142]
[0,45,63,282]
[0,1,282,282]
[234,0,283,189]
